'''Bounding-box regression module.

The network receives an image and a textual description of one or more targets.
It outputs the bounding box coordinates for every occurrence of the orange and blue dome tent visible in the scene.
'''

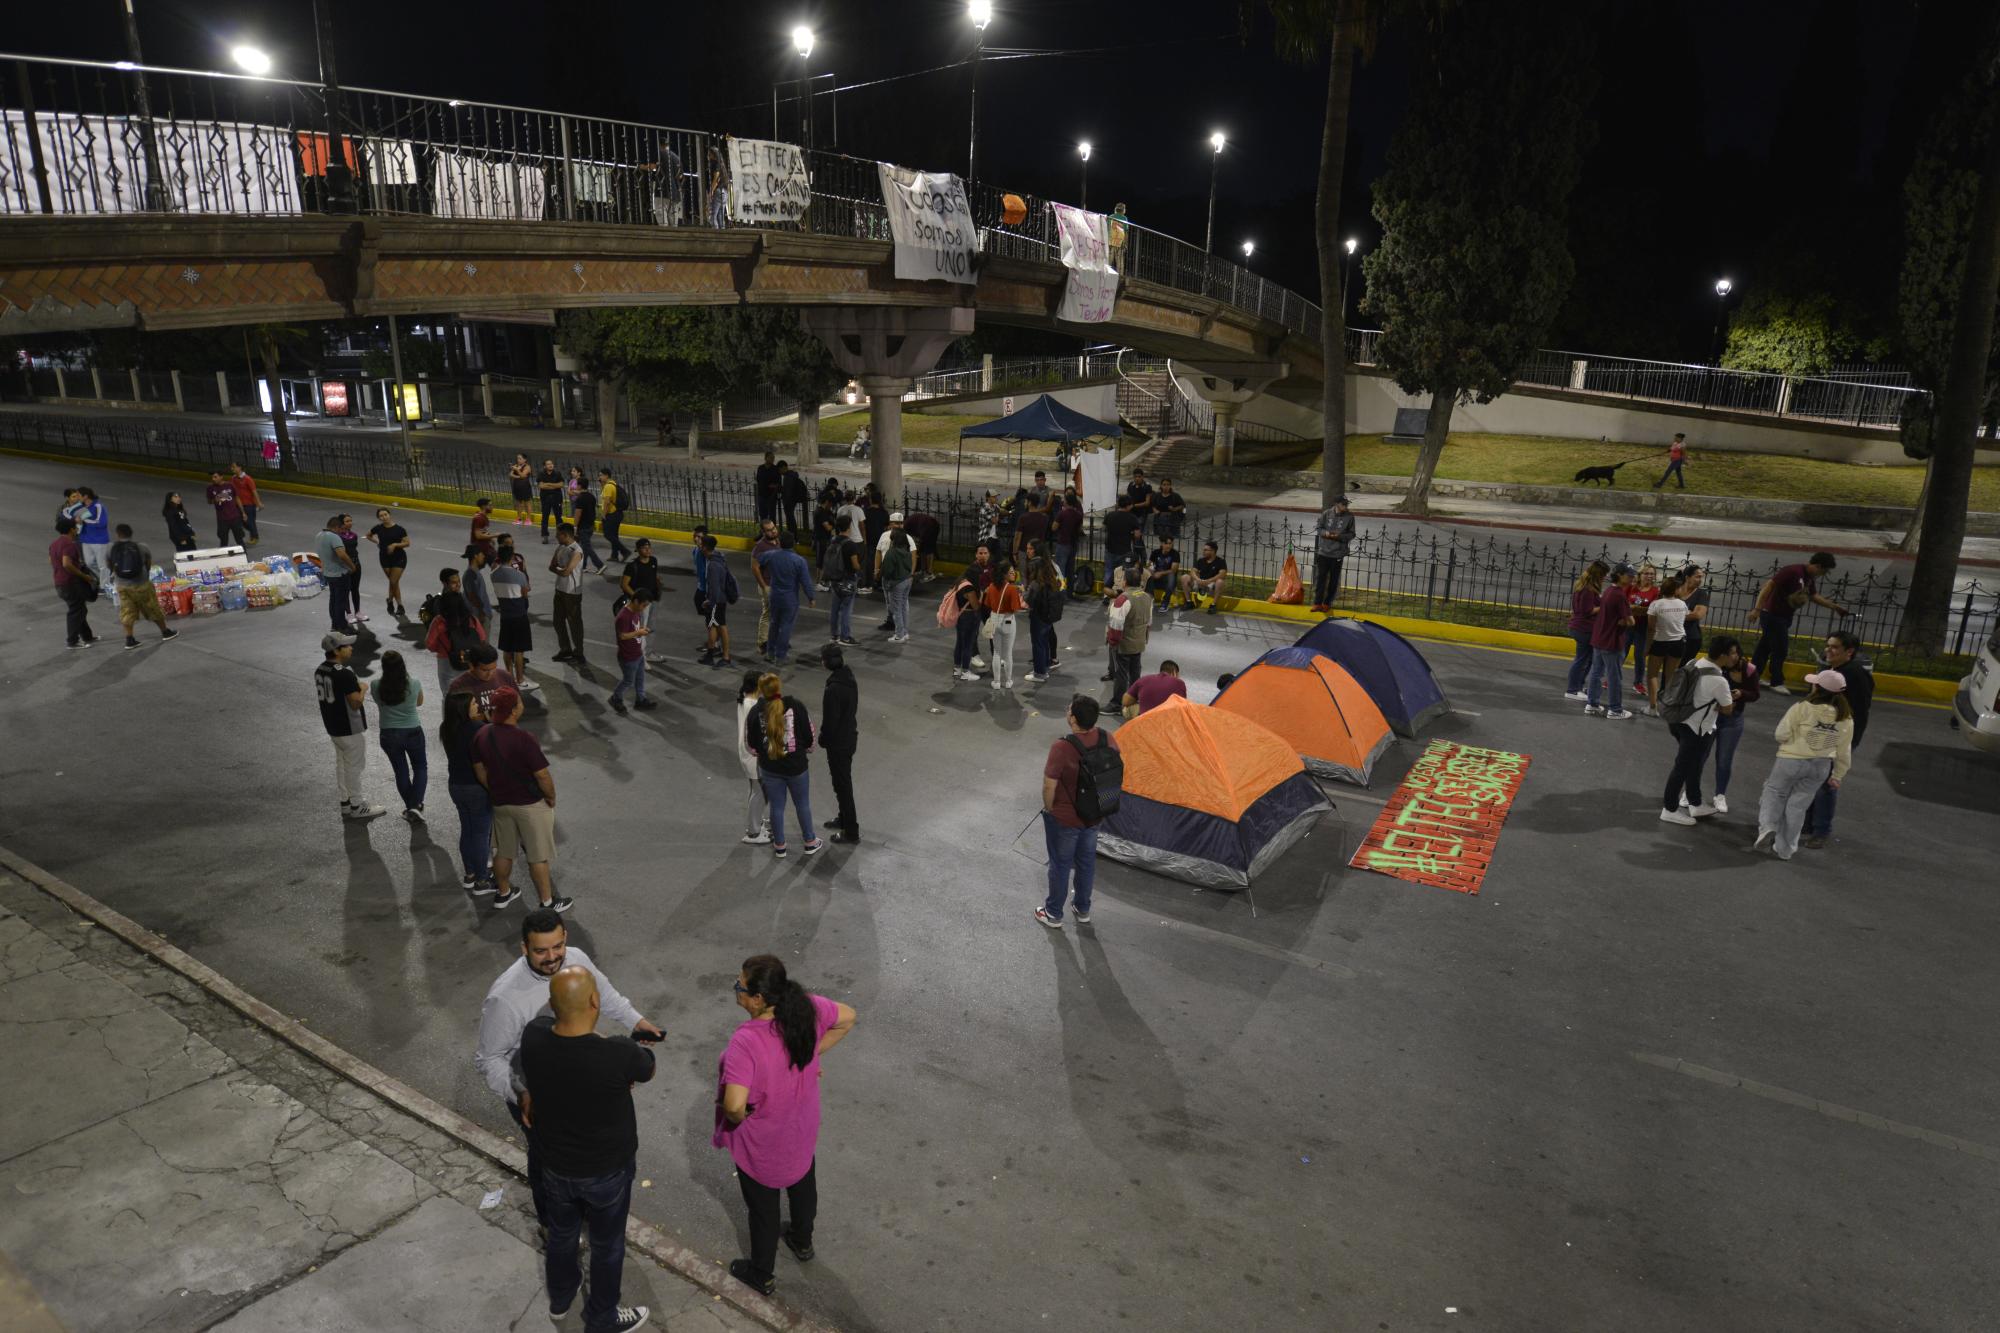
[1097,696,1332,889]
[1292,617,1450,738]
[1212,647,1394,786]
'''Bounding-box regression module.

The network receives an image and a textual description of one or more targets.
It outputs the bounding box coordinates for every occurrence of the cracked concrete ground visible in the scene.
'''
[0,873,765,1332]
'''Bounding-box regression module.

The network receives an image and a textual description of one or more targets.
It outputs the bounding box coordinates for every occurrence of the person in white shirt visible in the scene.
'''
[1658,636,1740,826]
[474,909,663,1230]
[1642,573,1692,713]
[834,493,866,545]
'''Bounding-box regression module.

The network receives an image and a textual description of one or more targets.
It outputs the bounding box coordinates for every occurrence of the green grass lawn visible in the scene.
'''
[1234,433,2000,511]
[712,414,1065,455]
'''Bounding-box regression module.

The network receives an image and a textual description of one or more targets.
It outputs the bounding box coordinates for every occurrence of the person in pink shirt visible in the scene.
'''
[713,954,858,1297]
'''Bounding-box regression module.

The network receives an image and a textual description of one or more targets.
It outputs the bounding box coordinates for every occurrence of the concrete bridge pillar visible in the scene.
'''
[1178,360,1288,468]
[1211,401,1241,468]
[802,306,976,505]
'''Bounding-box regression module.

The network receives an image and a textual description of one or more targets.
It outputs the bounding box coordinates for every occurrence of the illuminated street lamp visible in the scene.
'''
[967,1,992,180]
[1204,130,1226,255]
[1078,141,1091,210]
[1341,236,1362,324]
[230,44,273,76]
[1712,277,1734,365]
[1241,240,1256,262]
[792,26,815,152]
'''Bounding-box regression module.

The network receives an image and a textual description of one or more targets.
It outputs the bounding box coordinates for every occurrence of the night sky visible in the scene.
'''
[8,0,1964,362]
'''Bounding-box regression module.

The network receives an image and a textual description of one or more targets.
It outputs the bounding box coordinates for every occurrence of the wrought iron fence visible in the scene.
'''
[6,407,1985,675]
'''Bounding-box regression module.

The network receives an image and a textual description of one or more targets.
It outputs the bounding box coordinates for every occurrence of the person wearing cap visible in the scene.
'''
[1753,668,1853,861]
[1583,564,1637,719]
[317,632,385,821]
[1311,495,1355,613]
[875,514,915,643]
[474,686,569,911]
[1800,629,1873,849]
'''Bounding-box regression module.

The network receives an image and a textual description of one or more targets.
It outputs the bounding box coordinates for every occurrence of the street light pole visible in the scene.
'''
[1204,131,1225,254]
[1341,236,1358,325]
[312,0,355,212]
[118,0,169,211]
[968,1,991,180]
[1711,277,1733,364]
[1078,142,1091,211]
[792,26,815,154]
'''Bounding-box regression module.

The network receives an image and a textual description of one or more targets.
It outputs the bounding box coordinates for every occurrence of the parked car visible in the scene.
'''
[1952,623,2000,754]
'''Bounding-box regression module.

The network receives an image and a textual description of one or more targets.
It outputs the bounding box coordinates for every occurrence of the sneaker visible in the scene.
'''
[1025,672,1048,683]
[354,611,370,623]
[520,677,543,693]
[645,653,667,664]
[1637,705,1658,717]
[343,803,387,819]
[66,640,90,650]
[386,599,396,614]
[492,886,522,908]
[1562,691,1587,702]
[741,831,772,845]
[1034,907,1062,929]
[634,698,658,710]
[802,839,824,856]
[991,679,1002,690]
[1659,808,1697,826]
[1605,709,1633,720]
[1688,803,1719,818]
[462,871,477,887]
[1752,827,1776,853]
[1073,908,1092,924]
[404,806,427,823]
[607,1307,651,1332]
[469,879,497,896]
[124,636,141,650]
[1802,834,1827,850]
[816,582,831,592]
[773,845,788,859]
[1631,682,1647,697]
[546,896,575,914]
[839,637,860,646]
[160,628,179,642]
[971,656,987,669]
[727,1259,774,1296]
[610,697,627,713]
[1582,704,1606,716]
[829,831,860,844]
[1205,602,1218,614]
[782,1230,815,1263]
[1712,794,1729,814]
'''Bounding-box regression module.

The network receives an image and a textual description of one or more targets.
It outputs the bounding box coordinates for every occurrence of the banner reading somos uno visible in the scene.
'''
[726,137,810,225]
[1350,740,1530,895]
[877,163,978,284]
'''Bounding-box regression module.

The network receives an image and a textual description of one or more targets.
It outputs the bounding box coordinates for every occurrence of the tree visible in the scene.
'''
[1253,0,1377,505]
[1362,1,1596,515]
[710,307,846,463]
[1897,26,2000,653]
[556,308,729,452]
[360,329,445,381]
[1721,285,1888,377]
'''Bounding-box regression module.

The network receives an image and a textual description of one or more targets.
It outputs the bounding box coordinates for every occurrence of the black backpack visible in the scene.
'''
[1069,563,1097,598]
[1032,581,1065,623]
[722,563,741,604]
[110,541,146,582]
[447,622,482,670]
[1065,732,1123,825]
[1658,659,1720,727]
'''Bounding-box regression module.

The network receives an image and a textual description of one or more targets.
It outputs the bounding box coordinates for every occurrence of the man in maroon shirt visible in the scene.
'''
[1122,661,1187,718]
[1751,552,1848,692]
[1051,494,1085,583]
[1583,564,1635,718]
[50,517,97,648]
[1037,695,1116,928]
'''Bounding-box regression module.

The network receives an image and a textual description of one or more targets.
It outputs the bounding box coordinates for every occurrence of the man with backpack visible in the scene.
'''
[1657,636,1741,826]
[107,523,177,650]
[597,468,630,564]
[697,535,739,668]
[1037,695,1119,929]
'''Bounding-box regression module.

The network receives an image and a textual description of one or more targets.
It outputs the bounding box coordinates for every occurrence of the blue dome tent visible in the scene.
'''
[1291,618,1450,738]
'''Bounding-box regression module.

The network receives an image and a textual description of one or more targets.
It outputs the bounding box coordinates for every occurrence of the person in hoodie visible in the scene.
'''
[819,645,859,845]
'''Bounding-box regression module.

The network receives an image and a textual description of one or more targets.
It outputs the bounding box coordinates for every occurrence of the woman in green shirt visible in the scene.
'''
[373,650,429,822]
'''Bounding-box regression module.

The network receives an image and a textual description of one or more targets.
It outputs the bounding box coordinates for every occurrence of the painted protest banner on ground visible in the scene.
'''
[877,163,978,284]
[1350,740,1530,894]
[726,137,810,225]
[1051,202,1119,323]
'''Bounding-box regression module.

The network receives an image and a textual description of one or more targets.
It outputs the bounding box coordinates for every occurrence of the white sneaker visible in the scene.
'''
[1712,794,1729,814]
[970,656,987,669]
[890,633,909,643]
[404,806,426,824]
[1752,827,1776,853]
[1562,691,1587,701]
[740,831,772,845]
[991,679,1002,690]
[1605,709,1634,720]
[1025,673,1048,683]
[1688,803,1719,818]
[1659,808,1697,826]
[343,803,387,820]
[520,676,543,692]
[1582,704,1606,716]
[1637,705,1658,717]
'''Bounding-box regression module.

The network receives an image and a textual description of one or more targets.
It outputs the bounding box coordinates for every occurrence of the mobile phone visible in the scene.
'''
[633,1028,662,1044]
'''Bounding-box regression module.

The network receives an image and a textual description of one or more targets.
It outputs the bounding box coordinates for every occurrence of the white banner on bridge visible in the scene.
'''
[876,163,978,285]
[725,137,810,225]
[1051,202,1119,323]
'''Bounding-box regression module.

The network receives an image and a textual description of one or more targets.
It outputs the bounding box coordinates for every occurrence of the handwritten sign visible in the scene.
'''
[1052,202,1120,323]
[726,137,810,225]
[1349,740,1530,894]
[877,163,978,284]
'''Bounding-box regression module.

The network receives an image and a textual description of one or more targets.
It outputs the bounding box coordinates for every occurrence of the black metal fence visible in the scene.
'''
[4,409,1985,675]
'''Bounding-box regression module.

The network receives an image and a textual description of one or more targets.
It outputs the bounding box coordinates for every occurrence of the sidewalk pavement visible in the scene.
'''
[9,400,1998,564]
[0,863,774,1333]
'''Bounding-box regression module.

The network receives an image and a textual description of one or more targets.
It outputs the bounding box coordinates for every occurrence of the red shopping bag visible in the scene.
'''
[1270,551,1305,604]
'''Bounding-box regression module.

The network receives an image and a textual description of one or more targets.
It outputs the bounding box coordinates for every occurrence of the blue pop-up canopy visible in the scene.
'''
[955,393,1124,491]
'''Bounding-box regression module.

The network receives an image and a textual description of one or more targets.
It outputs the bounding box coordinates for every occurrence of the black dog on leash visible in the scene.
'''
[1573,462,1627,486]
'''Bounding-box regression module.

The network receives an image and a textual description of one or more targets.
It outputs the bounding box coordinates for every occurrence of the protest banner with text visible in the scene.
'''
[877,163,978,285]
[1350,740,1530,894]
[1051,202,1120,323]
[726,137,810,225]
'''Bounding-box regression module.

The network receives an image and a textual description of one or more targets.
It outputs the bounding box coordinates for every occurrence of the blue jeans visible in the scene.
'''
[761,768,815,845]
[830,584,854,640]
[1802,741,1855,836]
[543,1160,635,1330]
[885,577,912,636]
[241,504,259,539]
[326,573,352,629]
[1625,625,1647,686]
[1041,811,1097,921]
[1657,458,1685,488]
[1054,542,1076,581]
[1565,632,1593,693]
[1752,612,1793,690]
[1584,646,1624,711]
[1030,612,1054,675]
[1711,710,1745,795]
[602,512,627,560]
[768,597,799,662]
[378,726,428,810]
[610,656,647,704]
[447,780,492,884]
[577,530,604,571]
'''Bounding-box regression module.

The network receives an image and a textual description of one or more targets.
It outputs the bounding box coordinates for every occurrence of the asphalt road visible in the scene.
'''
[3,453,1998,1333]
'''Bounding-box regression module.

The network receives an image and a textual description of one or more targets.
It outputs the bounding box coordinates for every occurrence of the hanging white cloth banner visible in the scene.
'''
[1074,442,1119,514]
[360,137,418,186]
[432,149,546,220]
[0,112,299,216]
[725,137,809,225]
[1051,202,1119,323]
[567,161,612,204]
[876,163,978,284]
